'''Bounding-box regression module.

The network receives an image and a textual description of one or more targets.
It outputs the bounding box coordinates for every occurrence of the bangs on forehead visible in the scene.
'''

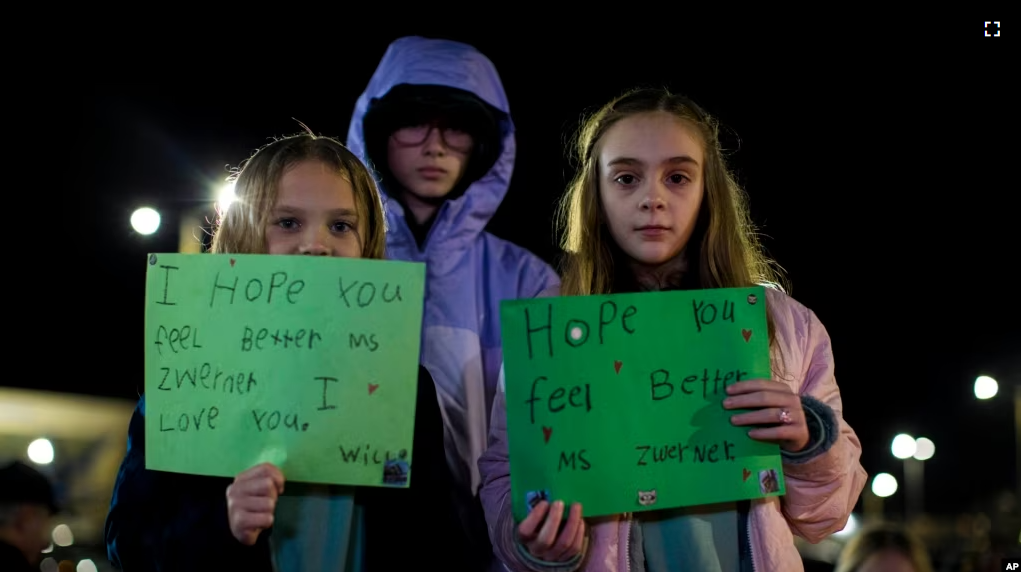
[391,104,479,133]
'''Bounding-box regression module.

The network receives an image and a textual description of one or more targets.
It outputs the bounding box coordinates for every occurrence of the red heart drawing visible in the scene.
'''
[742,329,752,342]
[542,426,552,443]
[743,468,752,481]
[614,360,623,374]
[368,383,379,395]
[229,258,236,267]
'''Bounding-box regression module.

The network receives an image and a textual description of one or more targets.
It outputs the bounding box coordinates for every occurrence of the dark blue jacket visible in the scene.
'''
[105,365,487,571]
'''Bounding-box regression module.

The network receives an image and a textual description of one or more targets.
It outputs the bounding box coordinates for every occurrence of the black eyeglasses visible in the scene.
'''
[391,124,473,153]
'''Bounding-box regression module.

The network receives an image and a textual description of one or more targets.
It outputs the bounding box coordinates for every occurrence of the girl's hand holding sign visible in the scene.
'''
[517,500,586,562]
[725,379,810,453]
[226,462,284,546]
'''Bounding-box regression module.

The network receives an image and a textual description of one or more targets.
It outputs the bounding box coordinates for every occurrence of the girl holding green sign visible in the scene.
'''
[479,89,868,572]
[105,133,474,571]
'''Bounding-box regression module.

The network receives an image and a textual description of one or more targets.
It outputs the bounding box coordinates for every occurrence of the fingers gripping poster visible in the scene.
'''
[144,253,425,487]
[499,287,785,520]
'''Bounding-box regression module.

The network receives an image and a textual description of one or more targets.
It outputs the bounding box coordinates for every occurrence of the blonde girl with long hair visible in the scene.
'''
[105,133,475,571]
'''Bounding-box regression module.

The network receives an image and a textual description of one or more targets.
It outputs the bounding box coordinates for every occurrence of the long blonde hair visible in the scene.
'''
[211,133,386,259]
[556,87,787,347]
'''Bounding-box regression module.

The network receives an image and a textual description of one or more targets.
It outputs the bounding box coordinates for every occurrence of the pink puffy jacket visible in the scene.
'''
[479,287,868,572]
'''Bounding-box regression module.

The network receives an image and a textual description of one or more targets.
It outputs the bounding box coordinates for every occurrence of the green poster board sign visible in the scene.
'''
[500,286,785,520]
[144,253,425,487]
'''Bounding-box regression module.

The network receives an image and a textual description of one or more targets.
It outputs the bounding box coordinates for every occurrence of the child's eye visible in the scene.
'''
[276,217,299,230]
[614,174,637,185]
[332,221,354,233]
[668,174,690,185]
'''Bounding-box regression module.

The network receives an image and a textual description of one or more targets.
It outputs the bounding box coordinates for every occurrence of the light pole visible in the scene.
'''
[973,375,1019,505]
[178,205,210,253]
[910,437,934,519]
[177,181,233,254]
[891,434,934,522]
[866,472,898,522]
[178,181,235,254]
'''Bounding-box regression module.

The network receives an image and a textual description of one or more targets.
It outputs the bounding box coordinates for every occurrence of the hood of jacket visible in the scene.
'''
[346,36,515,256]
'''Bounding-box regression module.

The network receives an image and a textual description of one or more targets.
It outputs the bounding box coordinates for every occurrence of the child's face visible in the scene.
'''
[598,112,705,267]
[387,121,473,201]
[265,160,364,258]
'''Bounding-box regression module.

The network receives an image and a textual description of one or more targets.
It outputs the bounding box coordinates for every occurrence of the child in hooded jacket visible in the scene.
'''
[346,36,560,569]
[478,88,868,572]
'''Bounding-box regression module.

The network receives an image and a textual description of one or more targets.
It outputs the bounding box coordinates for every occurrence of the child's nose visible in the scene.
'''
[301,243,330,255]
[299,228,331,256]
[422,128,448,155]
[639,186,668,211]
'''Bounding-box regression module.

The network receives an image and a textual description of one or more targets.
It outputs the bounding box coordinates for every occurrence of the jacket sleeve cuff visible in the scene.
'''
[514,534,587,572]
[781,395,839,464]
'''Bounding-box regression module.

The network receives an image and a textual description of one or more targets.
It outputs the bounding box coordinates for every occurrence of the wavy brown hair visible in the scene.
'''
[556,87,787,348]
[211,133,386,259]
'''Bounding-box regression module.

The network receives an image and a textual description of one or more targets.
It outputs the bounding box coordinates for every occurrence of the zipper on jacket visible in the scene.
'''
[745,506,757,572]
[624,512,632,572]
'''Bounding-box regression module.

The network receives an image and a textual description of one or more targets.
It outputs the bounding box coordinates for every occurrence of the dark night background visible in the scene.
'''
[22,19,1014,528]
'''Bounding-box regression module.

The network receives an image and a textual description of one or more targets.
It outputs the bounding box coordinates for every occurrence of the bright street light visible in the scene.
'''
[130,207,161,235]
[27,438,54,464]
[872,473,898,498]
[891,433,917,459]
[913,437,935,461]
[217,181,236,213]
[974,375,998,400]
[52,523,73,547]
[832,513,859,539]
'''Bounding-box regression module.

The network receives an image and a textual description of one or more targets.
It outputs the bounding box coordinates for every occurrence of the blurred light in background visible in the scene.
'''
[43,542,53,553]
[130,207,161,235]
[52,523,74,547]
[40,557,57,572]
[217,181,236,213]
[913,437,935,461]
[831,513,859,539]
[28,438,54,464]
[872,473,898,498]
[974,375,998,400]
[891,433,917,460]
[76,559,98,572]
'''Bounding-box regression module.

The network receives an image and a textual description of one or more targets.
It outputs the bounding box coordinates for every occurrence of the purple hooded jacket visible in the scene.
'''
[346,36,560,499]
